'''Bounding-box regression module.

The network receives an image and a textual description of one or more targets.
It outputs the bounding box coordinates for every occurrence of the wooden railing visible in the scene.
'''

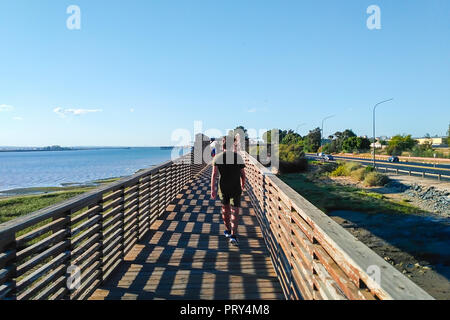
[0,151,207,300]
[242,152,434,300]
[0,136,435,301]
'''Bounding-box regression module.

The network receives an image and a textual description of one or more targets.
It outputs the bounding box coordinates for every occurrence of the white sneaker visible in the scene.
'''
[229,236,238,246]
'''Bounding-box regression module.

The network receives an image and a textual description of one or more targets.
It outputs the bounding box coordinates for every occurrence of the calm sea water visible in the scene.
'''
[0,147,190,193]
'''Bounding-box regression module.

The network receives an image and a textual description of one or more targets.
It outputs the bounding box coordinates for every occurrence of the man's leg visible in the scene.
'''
[221,204,232,232]
[230,206,240,236]
[230,192,241,237]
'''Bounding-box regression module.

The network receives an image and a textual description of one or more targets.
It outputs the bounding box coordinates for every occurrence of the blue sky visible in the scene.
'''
[0,0,449,146]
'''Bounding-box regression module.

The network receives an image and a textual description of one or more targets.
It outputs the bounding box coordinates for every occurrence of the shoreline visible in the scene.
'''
[0,147,134,153]
[0,176,123,198]
[0,146,184,153]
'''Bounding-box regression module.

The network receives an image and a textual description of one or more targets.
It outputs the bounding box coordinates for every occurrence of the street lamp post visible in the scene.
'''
[321,115,335,150]
[296,123,306,135]
[372,98,394,167]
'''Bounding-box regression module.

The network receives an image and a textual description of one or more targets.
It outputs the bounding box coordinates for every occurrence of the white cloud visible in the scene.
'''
[247,108,257,113]
[54,107,102,117]
[0,104,14,112]
[13,116,23,121]
[130,108,135,113]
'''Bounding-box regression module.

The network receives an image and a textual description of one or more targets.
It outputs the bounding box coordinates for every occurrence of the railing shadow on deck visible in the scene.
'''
[90,169,282,300]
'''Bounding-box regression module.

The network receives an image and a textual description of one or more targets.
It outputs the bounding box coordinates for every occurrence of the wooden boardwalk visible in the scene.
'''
[89,167,284,300]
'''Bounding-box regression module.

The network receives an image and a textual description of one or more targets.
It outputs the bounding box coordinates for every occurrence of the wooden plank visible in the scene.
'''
[16,252,69,296]
[313,244,374,300]
[16,241,69,277]
[16,216,66,248]
[17,229,68,261]
[71,205,101,226]
[312,261,347,300]
[17,264,66,300]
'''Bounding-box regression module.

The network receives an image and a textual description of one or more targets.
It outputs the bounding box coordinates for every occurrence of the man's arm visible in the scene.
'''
[240,168,246,190]
[211,166,218,199]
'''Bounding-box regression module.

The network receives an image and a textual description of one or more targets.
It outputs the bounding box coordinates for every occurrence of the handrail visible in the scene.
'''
[0,139,209,300]
[242,152,434,300]
[375,165,450,181]
[0,160,174,237]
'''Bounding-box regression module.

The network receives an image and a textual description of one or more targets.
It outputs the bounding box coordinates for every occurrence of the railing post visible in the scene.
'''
[190,147,195,180]
[0,232,17,300]
[64,209,73,300]
[97,197,105,284]
[158,167,165,218]
[137,178,142,241]
[287,207,293,300]
[119,186,126,260]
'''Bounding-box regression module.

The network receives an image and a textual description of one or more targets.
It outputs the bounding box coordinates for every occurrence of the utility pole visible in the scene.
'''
[296,123,306,135]
[372,99,393,167]
[321,115,335,150]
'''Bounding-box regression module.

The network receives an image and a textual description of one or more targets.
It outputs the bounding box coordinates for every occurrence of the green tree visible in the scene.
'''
[281,130,302,145]
[232,126,248,138]
[387,135,418,155]
[330,129,357,152]
[341,136,371,153]
[279,144,305,162]
[447,124,450,145]
[262,129,290,144]
[411,142,434,157]
[342,136,359,152]
[303,127,321,153]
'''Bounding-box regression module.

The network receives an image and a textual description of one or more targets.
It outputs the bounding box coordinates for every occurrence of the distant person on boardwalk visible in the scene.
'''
[210,135,246,246]
[209,138,219,158]
[234,133,242,152]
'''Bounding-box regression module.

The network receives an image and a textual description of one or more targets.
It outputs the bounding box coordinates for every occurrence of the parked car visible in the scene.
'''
[388,156,399,163]
[324,155,334,161]
[317,152,325,157]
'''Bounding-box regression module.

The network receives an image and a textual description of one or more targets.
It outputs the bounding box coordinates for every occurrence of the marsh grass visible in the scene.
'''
[0,189,91,224]
[280,173,425,215]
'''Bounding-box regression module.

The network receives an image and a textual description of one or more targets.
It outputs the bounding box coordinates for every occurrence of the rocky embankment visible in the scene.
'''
[385,181,450,216]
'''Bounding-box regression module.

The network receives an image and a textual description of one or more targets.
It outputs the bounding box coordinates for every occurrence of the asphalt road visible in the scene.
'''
[306,154,450,179]
[332,155,450,169]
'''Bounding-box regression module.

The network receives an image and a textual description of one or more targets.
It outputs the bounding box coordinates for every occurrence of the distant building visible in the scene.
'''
[370,138,387,150]
[415,137,448,147]
[370,142,383,149]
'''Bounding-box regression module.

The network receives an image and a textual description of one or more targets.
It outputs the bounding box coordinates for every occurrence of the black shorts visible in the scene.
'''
[219,190,242,208]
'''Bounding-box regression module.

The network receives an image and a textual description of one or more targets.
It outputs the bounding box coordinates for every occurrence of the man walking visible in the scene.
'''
[210,135,246,246]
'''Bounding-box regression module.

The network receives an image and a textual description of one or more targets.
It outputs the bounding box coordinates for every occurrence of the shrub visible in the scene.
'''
[279,158,308,174]
[345,162,362,172]
[279,144,304,162]
[330,165,347,177]
[363,172,390,187]
[330,162,362,177]
[351,168,367,181]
